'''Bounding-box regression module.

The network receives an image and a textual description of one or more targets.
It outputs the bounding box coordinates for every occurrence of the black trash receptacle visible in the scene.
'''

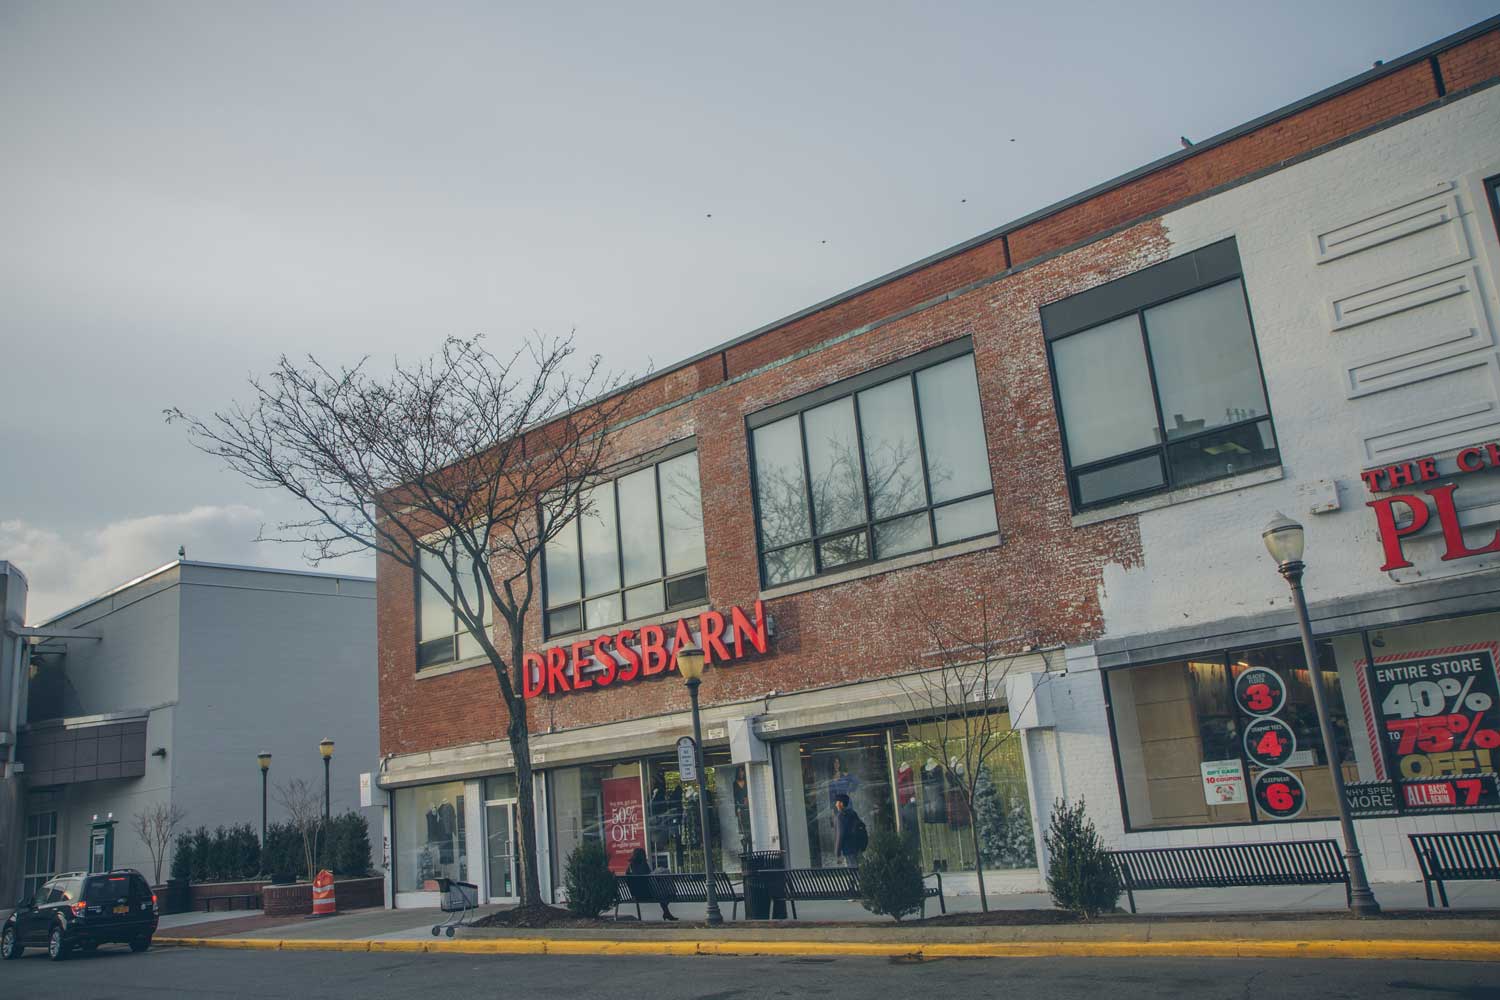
[740,850,788,919]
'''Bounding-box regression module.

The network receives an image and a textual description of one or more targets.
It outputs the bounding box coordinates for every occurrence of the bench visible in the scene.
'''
[613,872,744,920]
[1410,831,1500,908]
[760,866,945,919]
[1109,840,1349,914]
[199,892,260,912]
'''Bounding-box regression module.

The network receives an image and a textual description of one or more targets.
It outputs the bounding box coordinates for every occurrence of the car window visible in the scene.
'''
[33,882,55,907]
[44,884,67,904]
[63,878,84,900]
[85,875,134,904]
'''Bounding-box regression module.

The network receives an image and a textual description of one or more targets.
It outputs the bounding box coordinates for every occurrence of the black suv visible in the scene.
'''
[3,869,158,960]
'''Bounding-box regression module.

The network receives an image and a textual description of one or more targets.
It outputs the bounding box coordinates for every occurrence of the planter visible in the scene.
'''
[157,878,191,915]
[186,879,270,912]
[261,876,384,917]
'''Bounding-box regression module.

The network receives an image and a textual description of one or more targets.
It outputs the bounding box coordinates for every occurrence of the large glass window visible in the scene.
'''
[749,346,997,587]
[1106,641,1352,830]
[645,750,746,876]
[393,782,467,892]
[891,719,1035,873]
[1045,241,1278,509]
[543,449,708,638]
[774,730,896,868]
[23,811,58,901]
[548,761,643,883]
[416,546,494,670]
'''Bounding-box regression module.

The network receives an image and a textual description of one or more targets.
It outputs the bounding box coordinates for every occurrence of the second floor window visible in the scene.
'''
[543,447,708,638]
[417,547,493,669]
[748,340,998,587]
[1043,238,1279,510]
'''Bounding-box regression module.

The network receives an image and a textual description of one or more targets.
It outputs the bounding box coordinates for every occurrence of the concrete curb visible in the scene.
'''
[155,935,1500,962]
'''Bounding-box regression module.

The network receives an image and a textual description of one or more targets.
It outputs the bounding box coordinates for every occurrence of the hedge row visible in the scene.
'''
[169,811,371,882]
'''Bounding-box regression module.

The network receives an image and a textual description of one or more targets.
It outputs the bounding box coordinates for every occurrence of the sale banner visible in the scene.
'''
[601,776,646,874]
[1357,643,1500,782]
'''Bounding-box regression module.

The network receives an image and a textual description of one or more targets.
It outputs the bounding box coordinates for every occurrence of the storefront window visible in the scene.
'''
[890,719,1035,872]
[1107,640,1351,830]
[393,782,466,892]
[774,730,894,868]
[549,761,643,882]
[645,749,747,875]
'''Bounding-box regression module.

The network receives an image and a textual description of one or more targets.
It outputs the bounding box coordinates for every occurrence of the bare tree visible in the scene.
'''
[273,779,325,881]
[167,334,628,911]
[893,587,1041,912]
[131,802,187,885]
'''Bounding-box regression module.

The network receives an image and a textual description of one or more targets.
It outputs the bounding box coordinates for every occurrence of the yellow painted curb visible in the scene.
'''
[156,935,1500,962]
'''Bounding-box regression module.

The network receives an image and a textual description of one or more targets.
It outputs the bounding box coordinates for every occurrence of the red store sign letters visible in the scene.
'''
[1363,441,1500,572]
[521,602,769,699]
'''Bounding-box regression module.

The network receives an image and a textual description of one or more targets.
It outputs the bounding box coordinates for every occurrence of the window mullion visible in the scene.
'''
[1134,309,1172,486]
[908,371,938,543]
[851,390,877,554]
[611,477,626,610]
[797,411,821,574]
[654,462,669,593]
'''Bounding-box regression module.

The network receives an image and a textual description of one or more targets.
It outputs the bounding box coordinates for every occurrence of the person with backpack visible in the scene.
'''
[832,793,868,865]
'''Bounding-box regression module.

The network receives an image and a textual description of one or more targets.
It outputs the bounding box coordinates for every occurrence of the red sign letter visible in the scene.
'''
[1427,483,1500,562]
[700,610,729,664]
[1458,447,1486,473]
[593,634,617,686]
[640,625,668,676]
[545,646,570,694]
[570,640,594,691]
[616,629,641,682]
[730,602,768,656]
[1366,494,1430,571]
[522,652,546,699]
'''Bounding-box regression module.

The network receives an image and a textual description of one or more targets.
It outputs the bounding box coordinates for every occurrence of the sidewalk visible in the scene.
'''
[153,880,1500,962]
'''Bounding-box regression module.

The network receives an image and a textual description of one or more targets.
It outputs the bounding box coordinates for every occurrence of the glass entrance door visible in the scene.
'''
[485,801,518,901]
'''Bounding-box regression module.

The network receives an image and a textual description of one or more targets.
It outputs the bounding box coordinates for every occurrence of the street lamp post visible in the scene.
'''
[676,645,723,927]
[1261,513,1380,916]
[257,752,272,847]
[319,739,335,826]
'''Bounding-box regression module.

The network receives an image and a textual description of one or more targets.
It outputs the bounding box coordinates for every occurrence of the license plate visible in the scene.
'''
[113,904,129,914]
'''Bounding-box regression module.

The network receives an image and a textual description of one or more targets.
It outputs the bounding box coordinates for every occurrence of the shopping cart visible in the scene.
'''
[432,877,479,937]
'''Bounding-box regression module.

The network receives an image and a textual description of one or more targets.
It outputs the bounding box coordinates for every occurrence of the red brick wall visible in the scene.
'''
[260,876,384,916]
[379,221,1167,755]
[1440,30,1500,93]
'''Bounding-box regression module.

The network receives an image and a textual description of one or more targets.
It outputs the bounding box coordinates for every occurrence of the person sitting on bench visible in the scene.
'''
[626,848,677,921]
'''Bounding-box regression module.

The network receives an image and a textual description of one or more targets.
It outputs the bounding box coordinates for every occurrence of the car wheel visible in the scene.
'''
[48,925,69,961]
[129,937,151,953]
[1,926,22,960]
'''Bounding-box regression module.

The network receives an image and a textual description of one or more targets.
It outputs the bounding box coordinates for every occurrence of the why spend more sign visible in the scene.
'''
[521,602,769,699]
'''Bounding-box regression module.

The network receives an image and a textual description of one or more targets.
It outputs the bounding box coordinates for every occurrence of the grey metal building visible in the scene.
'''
[0,559,375,909]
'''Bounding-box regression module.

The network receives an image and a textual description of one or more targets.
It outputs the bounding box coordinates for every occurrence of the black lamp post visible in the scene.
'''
[677,645,723,926]
[257,752,272,847]
[319,738,335,825]
[1262,513,1380,916]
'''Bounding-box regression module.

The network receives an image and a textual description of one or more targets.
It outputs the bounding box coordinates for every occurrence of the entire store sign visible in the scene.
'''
[1356,643,1500,782]
[521,601,770,699]
[1362,440,1500,571]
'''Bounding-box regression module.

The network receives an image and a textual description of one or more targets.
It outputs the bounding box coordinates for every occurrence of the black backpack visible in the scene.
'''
[846,811,869,854]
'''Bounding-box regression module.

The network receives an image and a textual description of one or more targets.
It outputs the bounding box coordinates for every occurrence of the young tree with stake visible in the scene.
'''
[168,334,630,914]
[131,802,187,886]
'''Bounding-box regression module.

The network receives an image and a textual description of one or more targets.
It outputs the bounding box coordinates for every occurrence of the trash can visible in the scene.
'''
[740,850,787,920]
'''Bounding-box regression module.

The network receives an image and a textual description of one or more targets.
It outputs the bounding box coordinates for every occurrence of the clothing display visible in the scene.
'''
[947,760,971,829]
[427,802,458,863]
[921,760,949,824]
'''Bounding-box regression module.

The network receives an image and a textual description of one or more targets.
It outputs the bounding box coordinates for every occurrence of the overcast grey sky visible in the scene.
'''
[2,0,1496,620]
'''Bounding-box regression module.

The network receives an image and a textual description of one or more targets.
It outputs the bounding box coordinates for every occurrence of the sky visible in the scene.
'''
[2,0,1497,621]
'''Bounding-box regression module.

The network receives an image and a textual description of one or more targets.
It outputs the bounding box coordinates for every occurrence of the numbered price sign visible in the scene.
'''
[1244,716,1297,768]
[1365,647,1500,781]
[1234,667,1287,717]
[1253,769,1307,819]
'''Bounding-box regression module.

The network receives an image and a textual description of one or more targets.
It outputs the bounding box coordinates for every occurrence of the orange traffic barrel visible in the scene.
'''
[312,869,336,916]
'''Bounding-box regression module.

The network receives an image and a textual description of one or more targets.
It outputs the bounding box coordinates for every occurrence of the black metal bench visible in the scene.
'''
[612,872,744,920]
[1410,831,1500,908]
[1109,840,1349,913]
[761,866,945,919]
[199,892,260,912]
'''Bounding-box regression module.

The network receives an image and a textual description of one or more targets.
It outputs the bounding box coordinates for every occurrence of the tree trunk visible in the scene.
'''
[969,807,989,912]
[504,634,545,910]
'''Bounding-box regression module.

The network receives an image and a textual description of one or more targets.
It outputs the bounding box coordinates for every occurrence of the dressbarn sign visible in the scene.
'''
[1363,441,1500,572]
[521,602,770,699]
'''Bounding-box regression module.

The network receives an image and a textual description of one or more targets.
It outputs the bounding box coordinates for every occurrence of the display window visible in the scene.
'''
[392,781,467,892]
[645,749,747,875]
[774,730,895,868]
[548,761,643,881]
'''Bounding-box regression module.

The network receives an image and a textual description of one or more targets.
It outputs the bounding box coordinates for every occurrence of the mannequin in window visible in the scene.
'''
[946,757,971,829]
[922,758,949,824]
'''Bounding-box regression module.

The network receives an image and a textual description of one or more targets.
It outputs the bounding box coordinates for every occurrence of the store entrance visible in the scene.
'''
[485,799,518,902]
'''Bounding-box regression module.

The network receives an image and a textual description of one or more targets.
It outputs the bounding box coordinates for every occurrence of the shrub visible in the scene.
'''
[227,823,261,880]
[1043,799,1120,919]
[857,827,926,921]
[562,842,615,918]
[170,831,193,881]
[319,811,372,876]
[188,827,213,883]
[262,821,303,880]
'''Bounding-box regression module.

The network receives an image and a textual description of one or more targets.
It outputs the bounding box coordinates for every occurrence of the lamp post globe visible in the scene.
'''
[256,752,272,847]
[1260,514,1380,916]
[319,739,334,826]
[677,645,721,926]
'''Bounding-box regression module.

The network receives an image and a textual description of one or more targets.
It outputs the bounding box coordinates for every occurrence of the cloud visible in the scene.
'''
[1,504,294,622]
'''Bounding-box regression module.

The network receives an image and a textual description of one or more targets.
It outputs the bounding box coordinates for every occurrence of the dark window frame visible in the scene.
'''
[745,337,998,589]
[539,438,708,641]
[1487,173,1500,245]
[413,546,493,672]
[1042,239,1280,512]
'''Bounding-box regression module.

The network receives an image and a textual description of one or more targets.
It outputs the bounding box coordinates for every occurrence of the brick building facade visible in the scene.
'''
[375,17,1500,907]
